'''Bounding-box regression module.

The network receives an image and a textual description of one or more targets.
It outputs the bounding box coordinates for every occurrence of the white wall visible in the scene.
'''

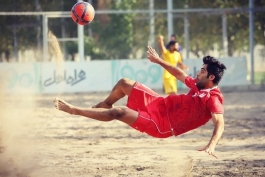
[0,57,249,93]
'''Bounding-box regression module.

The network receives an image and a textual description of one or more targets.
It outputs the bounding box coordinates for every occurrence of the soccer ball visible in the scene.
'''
[71,2,95,25]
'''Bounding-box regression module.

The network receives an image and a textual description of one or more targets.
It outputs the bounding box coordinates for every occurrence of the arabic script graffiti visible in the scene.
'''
[44,69,86,87]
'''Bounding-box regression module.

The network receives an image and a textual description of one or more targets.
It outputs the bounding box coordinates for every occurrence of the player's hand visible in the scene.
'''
[158,35,164,42]
[183,66,189,71]
[180,65,189,71]
[147,46,161,64]
[198,144,218,159]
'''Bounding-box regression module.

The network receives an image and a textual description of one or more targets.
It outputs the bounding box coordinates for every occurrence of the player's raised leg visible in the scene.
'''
[93,78,135,109]
[54,98,138,125]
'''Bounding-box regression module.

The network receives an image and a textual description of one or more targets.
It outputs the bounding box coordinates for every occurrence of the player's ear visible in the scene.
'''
[209,75,215,81]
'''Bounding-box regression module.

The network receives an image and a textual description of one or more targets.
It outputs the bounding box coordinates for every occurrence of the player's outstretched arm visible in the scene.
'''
[147,46,188,83]
[178,62,189,71]
[158,35,167,54]
[198,113,224,159]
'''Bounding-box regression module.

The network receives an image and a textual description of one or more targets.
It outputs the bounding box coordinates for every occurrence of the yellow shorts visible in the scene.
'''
[163,78,177,94]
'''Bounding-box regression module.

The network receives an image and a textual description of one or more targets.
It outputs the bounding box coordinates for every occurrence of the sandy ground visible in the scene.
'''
[0,89,265,177]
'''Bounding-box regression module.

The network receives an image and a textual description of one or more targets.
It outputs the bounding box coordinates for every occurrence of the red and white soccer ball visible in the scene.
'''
[71,2,95,25]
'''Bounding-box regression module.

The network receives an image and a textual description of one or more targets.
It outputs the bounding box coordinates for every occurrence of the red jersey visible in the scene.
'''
[163,76,224,136]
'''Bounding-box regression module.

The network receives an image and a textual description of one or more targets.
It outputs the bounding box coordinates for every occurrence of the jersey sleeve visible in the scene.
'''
[162,49,169,56]
[176,52,182,64]
[184,76,197,89]
[207,96,224,114]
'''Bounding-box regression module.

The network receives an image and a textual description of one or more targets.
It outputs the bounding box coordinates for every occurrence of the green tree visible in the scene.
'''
[178,0,265,57]
[93,0,137,59]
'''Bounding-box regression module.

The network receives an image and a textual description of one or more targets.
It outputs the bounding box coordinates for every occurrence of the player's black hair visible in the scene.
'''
[168,41,177,47]
[171,34,176,38]
[203,56,227,85]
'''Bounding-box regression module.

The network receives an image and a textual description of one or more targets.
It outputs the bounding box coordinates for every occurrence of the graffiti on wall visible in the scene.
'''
[43,69,86,87]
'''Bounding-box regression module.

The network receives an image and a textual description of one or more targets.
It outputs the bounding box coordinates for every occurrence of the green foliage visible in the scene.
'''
[65,36,106,60]
[84,36,106,59]
[94,0,137,59]
[174,0,265,57]
[65,41,77,58]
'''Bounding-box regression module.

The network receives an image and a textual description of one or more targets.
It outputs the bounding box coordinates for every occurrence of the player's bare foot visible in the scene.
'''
[54,98,75,114]
[92,101,113,109]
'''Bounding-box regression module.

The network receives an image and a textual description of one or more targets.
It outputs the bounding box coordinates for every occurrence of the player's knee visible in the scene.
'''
[118,78,134,88]
[108,107,126,120]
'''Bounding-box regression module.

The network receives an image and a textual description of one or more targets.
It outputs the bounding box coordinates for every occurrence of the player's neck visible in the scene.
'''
[203,83,217,90]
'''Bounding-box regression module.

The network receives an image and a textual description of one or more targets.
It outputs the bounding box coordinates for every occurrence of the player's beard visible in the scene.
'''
[196,81,206,90]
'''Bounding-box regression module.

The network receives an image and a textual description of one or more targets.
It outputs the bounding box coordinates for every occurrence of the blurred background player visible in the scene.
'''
[166,34,183,60]
[158,35,188,94]
[166,34,183,53]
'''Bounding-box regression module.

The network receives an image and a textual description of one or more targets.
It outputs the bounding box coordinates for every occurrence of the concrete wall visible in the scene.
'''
[0,57,248,93]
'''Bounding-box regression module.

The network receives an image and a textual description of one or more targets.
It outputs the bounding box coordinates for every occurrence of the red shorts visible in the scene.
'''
[127,82,173,138]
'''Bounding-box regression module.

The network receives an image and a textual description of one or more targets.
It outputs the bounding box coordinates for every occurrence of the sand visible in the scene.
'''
[0,89,265,177]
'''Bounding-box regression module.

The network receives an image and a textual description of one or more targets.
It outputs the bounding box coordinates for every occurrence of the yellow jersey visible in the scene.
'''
[162,50,182,79]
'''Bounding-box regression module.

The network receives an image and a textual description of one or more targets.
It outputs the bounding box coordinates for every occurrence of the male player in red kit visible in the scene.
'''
[54,46,226,158]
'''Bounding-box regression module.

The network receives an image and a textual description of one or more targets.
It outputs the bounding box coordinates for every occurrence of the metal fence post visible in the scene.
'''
[167,0,173,41]
[184,4,189,59]
[249,0,255,84]
[42,14,48,61]
[77,0,84,62]
[222,11,228,57]
[149,0,155,47]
